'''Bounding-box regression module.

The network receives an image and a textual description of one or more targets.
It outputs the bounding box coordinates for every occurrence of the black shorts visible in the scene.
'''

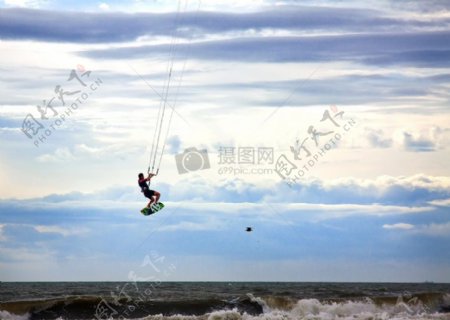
[144,190,155,199]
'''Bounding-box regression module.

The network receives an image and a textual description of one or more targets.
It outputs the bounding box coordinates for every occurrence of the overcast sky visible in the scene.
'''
[0,0,450,282]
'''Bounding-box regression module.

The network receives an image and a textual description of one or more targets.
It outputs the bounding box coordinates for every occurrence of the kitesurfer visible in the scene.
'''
[138,173,161,209]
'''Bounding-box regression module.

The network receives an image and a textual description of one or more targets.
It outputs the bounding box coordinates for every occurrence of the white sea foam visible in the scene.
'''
[138,298,450,320]
[249,298,450,320]
[209,298,449,320]
[0,310,30,320]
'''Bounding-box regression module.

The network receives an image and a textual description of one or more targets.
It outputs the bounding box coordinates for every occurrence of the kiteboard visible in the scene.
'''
[140,202,165,216]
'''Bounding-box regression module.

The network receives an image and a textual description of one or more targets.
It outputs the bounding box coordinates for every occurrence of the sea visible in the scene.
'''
[0,282,449,320]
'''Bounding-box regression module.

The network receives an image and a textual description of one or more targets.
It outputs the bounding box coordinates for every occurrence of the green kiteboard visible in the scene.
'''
[140,202,165,216]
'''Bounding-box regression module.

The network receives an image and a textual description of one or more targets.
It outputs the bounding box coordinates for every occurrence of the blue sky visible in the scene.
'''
[0,0,450,282]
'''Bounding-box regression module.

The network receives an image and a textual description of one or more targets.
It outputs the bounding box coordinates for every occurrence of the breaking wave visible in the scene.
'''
[1,292,449,320]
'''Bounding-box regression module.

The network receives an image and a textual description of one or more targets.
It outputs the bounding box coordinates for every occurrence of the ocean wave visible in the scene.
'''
[0,292,449,320]
[0,294,262,320]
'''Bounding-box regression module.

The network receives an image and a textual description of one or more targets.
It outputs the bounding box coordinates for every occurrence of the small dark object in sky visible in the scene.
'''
[246,227,253,232]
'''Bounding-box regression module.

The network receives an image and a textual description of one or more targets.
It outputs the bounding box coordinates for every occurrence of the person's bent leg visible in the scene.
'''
[154,191,160,203]
[149,196,156,207]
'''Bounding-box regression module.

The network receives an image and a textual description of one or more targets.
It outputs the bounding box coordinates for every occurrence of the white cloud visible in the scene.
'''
[390,126,450,152]
[364,128,392,148]
[126,0,266,13]
[383,222,450,237]
[429,198,450,207]
[36,147,75,163]
[0,246,55,262]
[4,173,448,213]
[166,135,181,155]
[74,143,141,158]
[99,2,110,10]
[349,126,450,152]
[175,202,432,217]
[319,174,450,195]
[415,222,450,237]
[3,0,44,8]
[383,223,414,230]
[156,220,220,232]
[4,199,434,225]
[35,144,142,163]
[10,196,432,216]
[34,225,89,236]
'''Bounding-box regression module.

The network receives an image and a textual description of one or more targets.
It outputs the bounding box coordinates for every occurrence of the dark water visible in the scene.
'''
[0,282,449,319]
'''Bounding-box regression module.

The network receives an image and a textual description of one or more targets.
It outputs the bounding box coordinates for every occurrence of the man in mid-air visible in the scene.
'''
[138,172,161,209]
